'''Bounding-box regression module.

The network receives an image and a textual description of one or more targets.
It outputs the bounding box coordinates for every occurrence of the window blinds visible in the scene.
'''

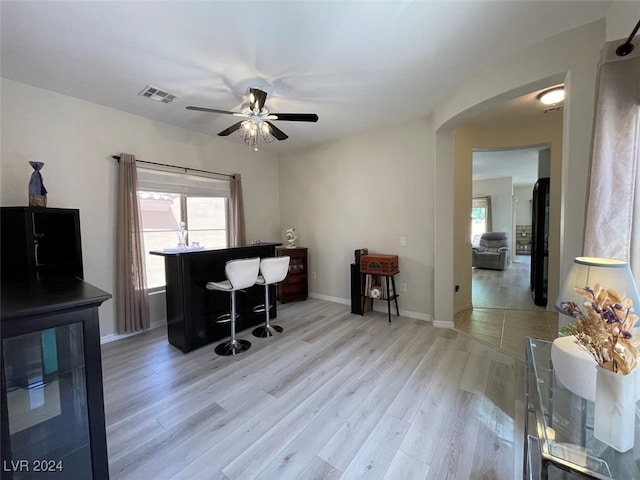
[136,164,230,197]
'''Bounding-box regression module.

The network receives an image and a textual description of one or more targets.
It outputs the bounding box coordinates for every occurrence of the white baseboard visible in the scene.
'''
[308,292,350,305]
[308,292,431,322]
[100,319,165,345]
[455,303,473,315]
[102,293,436,344]
[433,319,455,329]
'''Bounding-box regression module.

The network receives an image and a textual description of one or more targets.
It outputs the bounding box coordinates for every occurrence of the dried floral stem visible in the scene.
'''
[560,284,639,375]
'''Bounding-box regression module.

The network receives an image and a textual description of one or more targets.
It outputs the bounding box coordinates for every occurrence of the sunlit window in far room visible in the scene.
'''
[471,197,489,246]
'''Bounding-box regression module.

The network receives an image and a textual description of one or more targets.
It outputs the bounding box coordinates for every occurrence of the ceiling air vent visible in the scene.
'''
[138,85,177,104]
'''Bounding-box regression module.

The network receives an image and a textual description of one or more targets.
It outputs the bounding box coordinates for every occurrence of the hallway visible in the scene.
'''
[454,255,558,362]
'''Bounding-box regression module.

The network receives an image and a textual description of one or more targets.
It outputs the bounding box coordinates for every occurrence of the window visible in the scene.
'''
[136,166,230,289]
[471,196,491,245]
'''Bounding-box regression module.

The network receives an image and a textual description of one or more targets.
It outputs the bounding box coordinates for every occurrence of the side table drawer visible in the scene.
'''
[284,274,305,284]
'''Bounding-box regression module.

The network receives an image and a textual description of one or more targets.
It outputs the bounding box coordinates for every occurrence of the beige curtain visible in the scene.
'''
[228,173,246,246]
[116,153,150,333]
[583,40,640,284]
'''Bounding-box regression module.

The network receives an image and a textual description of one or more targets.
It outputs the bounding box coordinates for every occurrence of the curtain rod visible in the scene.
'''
[616,18,640,57]
[111,155,234,179]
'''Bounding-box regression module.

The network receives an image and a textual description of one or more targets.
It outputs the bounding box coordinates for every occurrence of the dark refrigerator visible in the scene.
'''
[531,177,550,306]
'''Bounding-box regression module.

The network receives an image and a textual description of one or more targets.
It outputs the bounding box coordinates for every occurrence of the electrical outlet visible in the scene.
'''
[455,285,460,292]
[311,271,317,280]
[400,283,407,292]
[399,236,407,247]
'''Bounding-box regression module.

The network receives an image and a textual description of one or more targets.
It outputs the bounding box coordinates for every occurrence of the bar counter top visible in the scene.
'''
[150,242,281,256]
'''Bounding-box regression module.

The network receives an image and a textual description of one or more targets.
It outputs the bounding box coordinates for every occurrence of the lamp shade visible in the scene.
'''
[555,257,640,319]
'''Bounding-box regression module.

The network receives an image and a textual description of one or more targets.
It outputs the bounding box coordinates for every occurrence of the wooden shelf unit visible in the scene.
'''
[1,206,84,282]
[276,247,308,303]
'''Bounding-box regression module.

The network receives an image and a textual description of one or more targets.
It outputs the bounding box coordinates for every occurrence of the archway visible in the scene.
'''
[432,73,570,325]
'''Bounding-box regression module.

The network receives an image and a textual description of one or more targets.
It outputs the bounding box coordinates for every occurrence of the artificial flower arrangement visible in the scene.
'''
[559,285,639,375]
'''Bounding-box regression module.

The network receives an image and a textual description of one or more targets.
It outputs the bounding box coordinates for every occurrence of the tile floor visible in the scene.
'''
[454,255,559,362]
[454,307,558,362]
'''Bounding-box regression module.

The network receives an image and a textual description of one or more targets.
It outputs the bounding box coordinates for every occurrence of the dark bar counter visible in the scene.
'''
[151,242,281,353]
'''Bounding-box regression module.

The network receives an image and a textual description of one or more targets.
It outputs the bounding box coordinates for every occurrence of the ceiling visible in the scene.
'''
[469,87,562,186]
[473,146,546,187]
[0,1,613,154]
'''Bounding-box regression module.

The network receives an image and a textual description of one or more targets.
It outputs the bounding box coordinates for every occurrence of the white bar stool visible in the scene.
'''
[252,256,290,338]
[206,257,260,356]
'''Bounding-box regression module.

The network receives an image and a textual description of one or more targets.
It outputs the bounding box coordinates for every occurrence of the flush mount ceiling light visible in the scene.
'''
[537,87,565,106]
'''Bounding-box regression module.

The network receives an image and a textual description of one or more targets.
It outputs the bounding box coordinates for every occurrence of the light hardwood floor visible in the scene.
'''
[455,256,558,362]
[102,299,524,480]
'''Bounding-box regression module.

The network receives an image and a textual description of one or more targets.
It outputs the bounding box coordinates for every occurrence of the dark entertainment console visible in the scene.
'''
[151,243,281,353]
[1,279,112,480]
[1,206,111,480]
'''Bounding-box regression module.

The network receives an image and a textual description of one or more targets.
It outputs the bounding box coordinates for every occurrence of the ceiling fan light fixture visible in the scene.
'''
[239,119,274,151]
[538,87,565,106]
[188,86,316,151]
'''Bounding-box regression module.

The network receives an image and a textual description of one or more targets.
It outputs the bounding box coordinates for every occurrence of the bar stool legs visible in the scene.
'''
[252,284,284,337]
[206,257,260,357]
[215,290,251,355]
[252,256,290,338]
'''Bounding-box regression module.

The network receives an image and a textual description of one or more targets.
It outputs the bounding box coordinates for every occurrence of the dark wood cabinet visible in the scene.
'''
[530,178,549,306]
[1,278,111,480]
[277,247,308,303]
[1,207,84,282]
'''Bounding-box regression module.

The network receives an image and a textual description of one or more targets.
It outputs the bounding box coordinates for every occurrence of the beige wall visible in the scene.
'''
[279,17,625,326]
[432,19,605,323]
[514,185,534,226]
[473,177,514,236]
[279,118,433,320]
[606,2,640,41]
[0,79,281,337]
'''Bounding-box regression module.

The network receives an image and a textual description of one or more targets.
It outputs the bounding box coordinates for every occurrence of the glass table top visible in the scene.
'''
[526,338,640,480]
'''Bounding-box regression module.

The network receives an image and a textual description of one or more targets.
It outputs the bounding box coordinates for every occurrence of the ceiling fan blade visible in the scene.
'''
[187,106,235,115]
[218,121,244,136]
[270,113,319,122]
[249,88,268,112]
[265,121,288,141]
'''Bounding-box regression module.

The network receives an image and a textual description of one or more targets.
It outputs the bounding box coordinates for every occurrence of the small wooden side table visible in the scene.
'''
[360,272,400,323]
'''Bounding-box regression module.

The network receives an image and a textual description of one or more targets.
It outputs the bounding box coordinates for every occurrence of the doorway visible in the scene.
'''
[450,85,564,360]
[471,146,545,311]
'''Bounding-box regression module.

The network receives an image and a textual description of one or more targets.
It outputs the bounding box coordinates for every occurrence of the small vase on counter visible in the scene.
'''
[177,221,187,249]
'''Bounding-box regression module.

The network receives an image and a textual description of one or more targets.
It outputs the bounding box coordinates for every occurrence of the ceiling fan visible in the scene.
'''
[186,88,319,151]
